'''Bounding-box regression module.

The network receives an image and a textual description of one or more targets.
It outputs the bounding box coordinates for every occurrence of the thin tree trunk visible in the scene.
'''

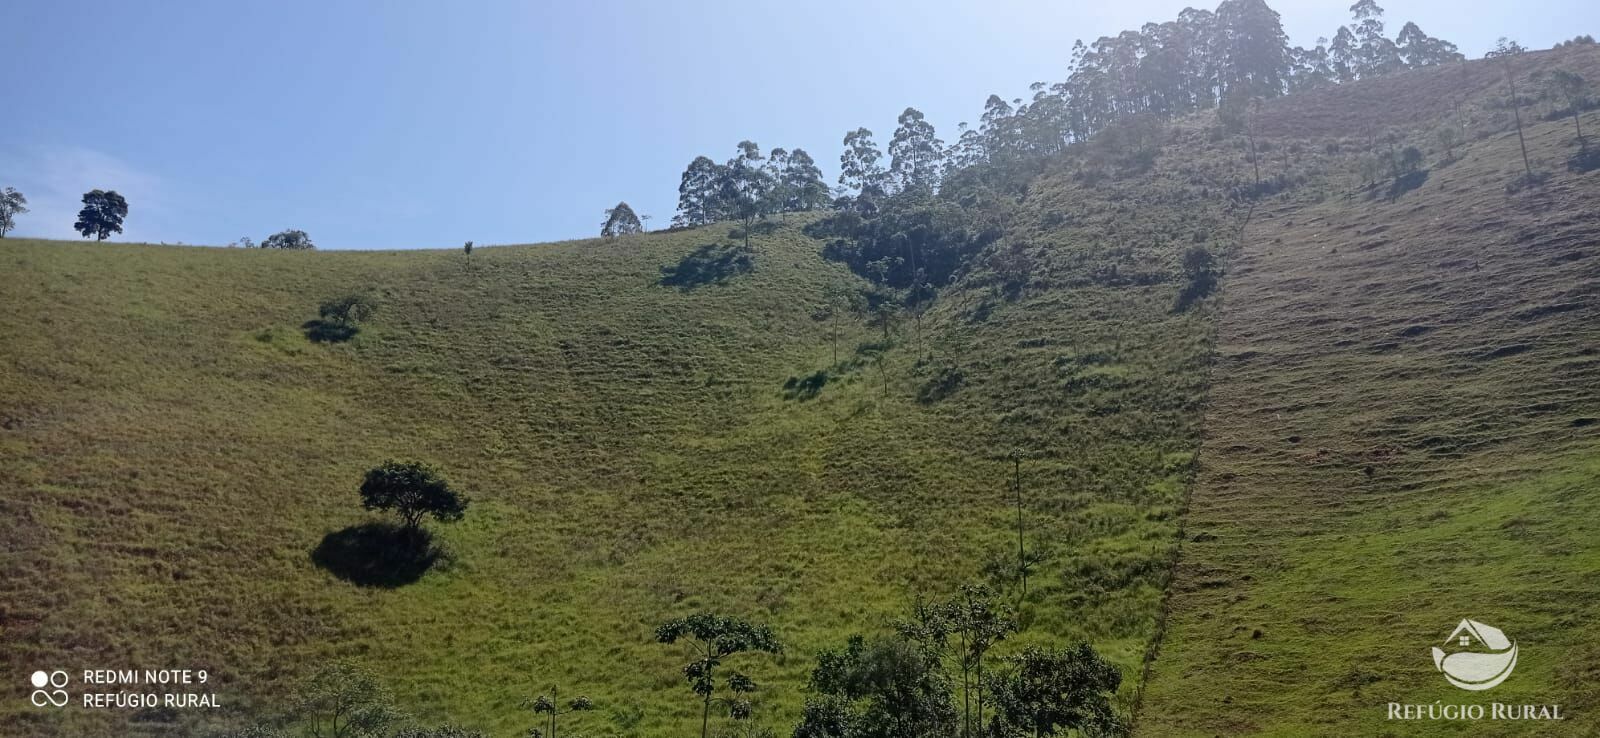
[1507,68,1533,178]
[975,653,984,734]
[1014,456,1026,601]
[832,316,839,366]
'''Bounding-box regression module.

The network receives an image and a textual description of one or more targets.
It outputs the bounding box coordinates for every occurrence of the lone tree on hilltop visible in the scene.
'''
[0,187,28,238]
[655,613,781,738]
[74,189,128,241]
[263,229,315,250]
[601,201,644,238]
[359,460,468,535]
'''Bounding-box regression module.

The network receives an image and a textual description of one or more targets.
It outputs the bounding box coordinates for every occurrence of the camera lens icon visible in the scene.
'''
[30,670,69,708]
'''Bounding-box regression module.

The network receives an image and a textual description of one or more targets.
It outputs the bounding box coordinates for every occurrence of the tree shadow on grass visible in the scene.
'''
[658,243,753,291]
[1568,147,1600,173]
[311,522,445,587]
[729,220,780,241]
[301,319,359,343]
[1385,169,1429,200]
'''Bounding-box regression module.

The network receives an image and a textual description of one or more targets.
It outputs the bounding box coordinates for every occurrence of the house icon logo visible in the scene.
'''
[1431,619,1517,691]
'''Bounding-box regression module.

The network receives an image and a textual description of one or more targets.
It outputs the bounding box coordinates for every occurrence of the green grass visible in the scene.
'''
[0,202,1219,736]
[8,45,1597,738]
[1141,45,1600,736]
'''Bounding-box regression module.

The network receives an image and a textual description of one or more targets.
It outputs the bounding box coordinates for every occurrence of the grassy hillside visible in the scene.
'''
[0,198,1220,736]
[1142,46,1600,736]
[6,41,1599,738]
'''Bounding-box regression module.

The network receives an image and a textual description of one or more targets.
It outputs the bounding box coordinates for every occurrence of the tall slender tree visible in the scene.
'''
[1550,69,1591,150]
[779,148,831,212]
[0,187,28,238]
[1348,0,1401,77]
[889,107,945,195]
[838,128,887,200]
[1217,0,1292,98]
[674,156,727,227]
[1490,39,1535,180]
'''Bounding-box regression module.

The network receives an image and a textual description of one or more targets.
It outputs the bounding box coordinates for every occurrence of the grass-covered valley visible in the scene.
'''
[0,201,1221,735]
[5,3,1600,737]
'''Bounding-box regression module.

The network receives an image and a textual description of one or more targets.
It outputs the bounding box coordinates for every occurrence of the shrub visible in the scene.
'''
[318,294,377,326]
[261,229,314,250]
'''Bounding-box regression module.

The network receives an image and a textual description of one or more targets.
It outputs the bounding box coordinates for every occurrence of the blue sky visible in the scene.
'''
[5,0,1594,249]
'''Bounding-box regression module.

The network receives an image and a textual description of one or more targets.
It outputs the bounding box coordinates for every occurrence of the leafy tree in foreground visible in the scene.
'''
[262,228,315,250]
[985,644,1125,738]
[793,634,958,738]
[358,460,468,534]
[602,201,644,238]
[0,187,28,237]
[74,189,128,241]
[947,584,1015,736]
[655,613,782,738]
[290,661,403,738]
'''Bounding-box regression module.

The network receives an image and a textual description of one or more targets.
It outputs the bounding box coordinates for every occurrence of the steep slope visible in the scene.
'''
[0,205,1218,736]
[1142,47,1600,736]
[6,43,1598,738]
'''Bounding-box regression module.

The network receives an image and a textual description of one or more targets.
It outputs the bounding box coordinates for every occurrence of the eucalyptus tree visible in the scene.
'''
[674,155,727,227]
[1396,21,1463,68]
[723,141,775,247]
[1549,69,1591,149]
[1488,39,1535,180]
[1349,0,1401,77]
[839,127,888,203]
[889,107,945,195]
[0,187,27,238]
[601,201,643,238]
[780,148,831,212]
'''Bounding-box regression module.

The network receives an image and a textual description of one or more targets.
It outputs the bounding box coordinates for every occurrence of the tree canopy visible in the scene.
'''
[602,201,644,238]
[0,187,28,238]
[262,229,315,250]
[74,189,128,241]
[671,141,831,228]
[358,460,468,533]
